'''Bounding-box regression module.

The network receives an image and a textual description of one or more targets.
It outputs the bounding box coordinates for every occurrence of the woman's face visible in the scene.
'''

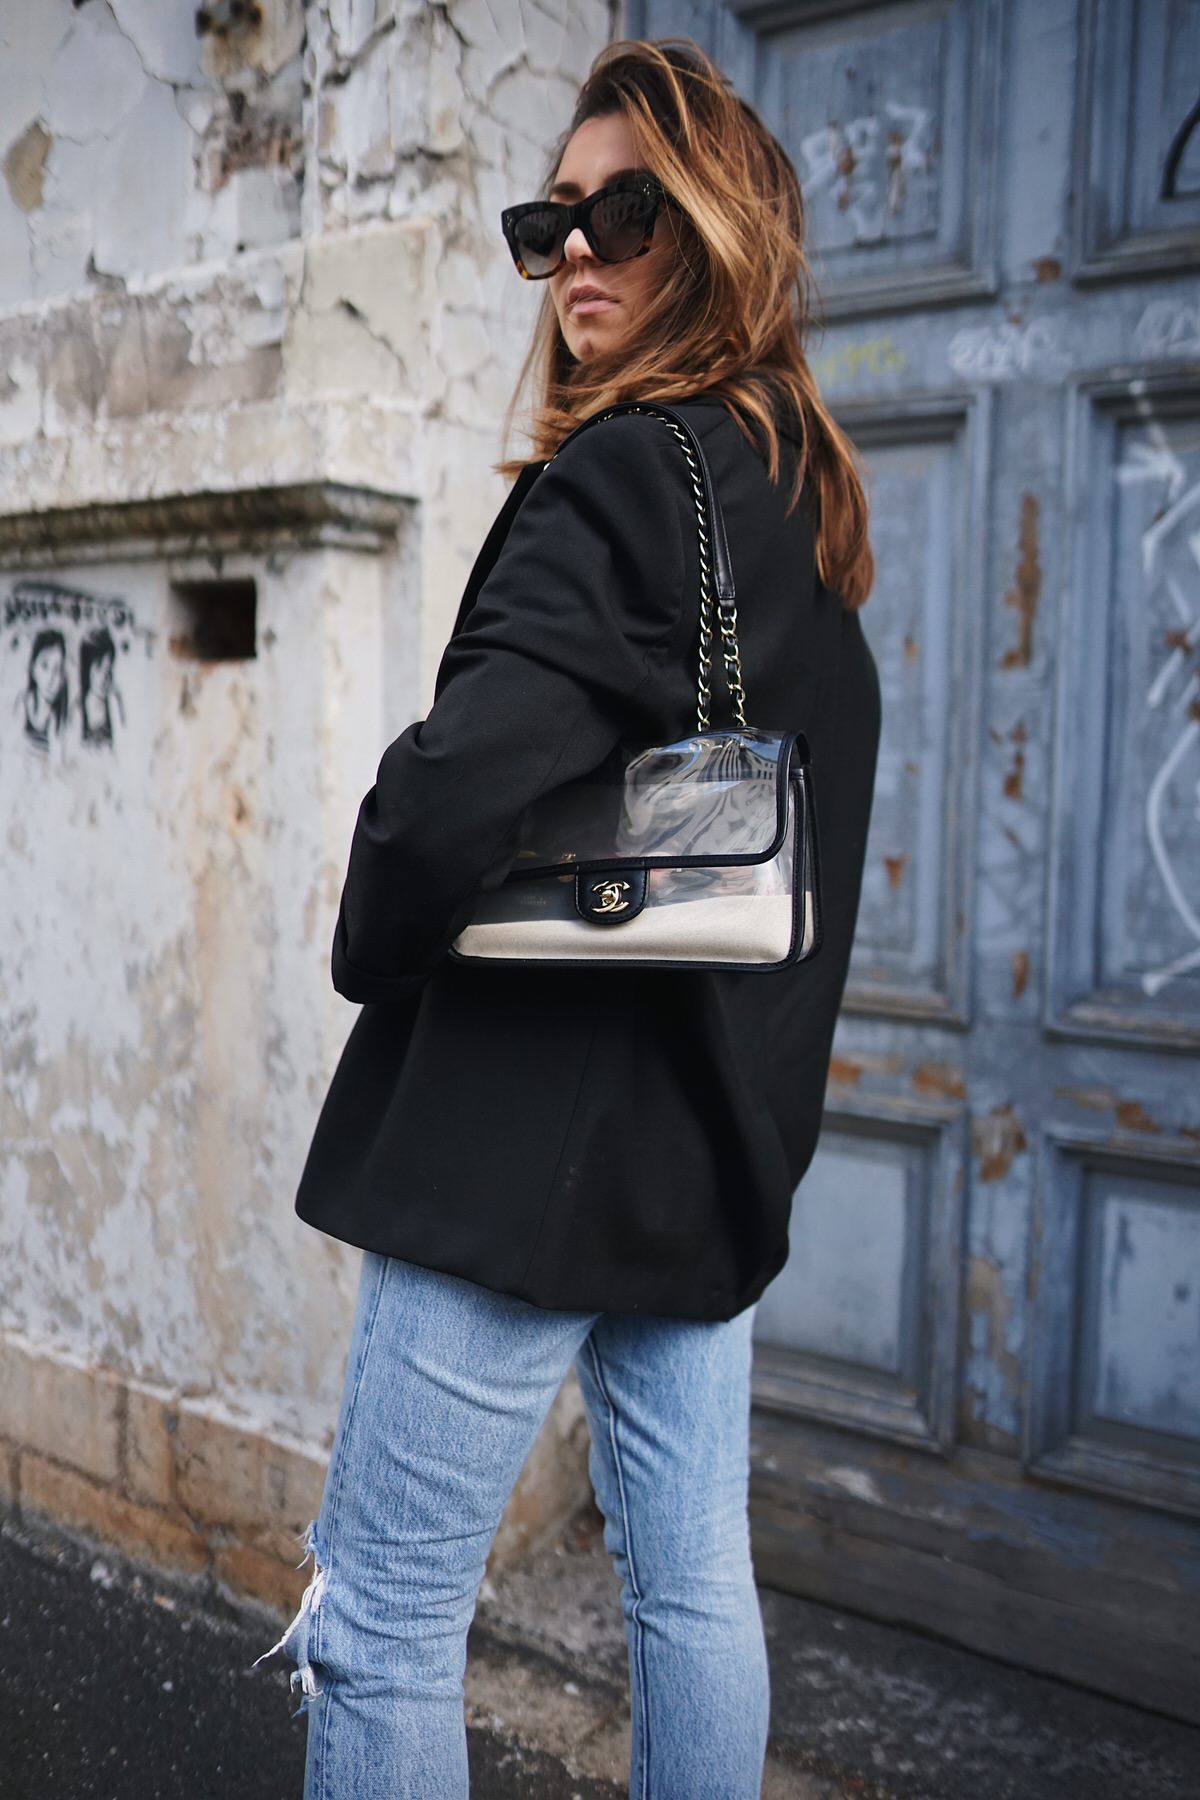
[32,643,64,702]
[548,112,674,363]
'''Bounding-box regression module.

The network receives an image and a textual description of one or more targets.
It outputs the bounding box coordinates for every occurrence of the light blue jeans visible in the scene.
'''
[252,1250,770,1798]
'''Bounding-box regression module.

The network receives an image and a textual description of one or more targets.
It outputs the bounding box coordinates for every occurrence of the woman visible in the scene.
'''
[254,36,881,1800]
[19,628,69,755]
[77,626,124,748]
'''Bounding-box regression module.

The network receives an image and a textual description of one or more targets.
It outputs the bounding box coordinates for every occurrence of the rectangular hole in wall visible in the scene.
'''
[169,578,257,661]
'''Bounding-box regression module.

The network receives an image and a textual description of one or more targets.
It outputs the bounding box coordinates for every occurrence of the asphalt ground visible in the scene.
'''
[0,1514,615,1800]
[1,1506,1197,1799]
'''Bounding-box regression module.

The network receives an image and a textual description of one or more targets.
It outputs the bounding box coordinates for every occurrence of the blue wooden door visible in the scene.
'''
[627,0,1200,1719]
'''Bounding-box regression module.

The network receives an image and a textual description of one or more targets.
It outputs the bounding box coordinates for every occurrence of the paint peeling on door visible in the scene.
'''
[1010,950,1029,998]
[1112,1100,1160,1135]
[912,1062,966,1099]
[999,496,1040,669]
[972,1105,1028,1182]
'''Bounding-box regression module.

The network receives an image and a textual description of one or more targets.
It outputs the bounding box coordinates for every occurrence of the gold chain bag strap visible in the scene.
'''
[449,400,824,971]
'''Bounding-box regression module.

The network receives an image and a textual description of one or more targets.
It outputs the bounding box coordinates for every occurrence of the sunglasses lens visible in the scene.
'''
[505,183,662,276]
[590,187,656,261]
[510,207,566,276]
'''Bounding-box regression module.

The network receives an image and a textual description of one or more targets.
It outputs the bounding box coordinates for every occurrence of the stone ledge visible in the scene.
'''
[0,481,412,564]
[0,397,425,521]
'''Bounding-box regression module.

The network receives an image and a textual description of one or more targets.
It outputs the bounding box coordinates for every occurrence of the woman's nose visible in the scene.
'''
[562,225,594,265]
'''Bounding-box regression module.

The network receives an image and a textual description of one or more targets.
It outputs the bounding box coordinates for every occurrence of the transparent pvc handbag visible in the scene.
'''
[449,401,823,972]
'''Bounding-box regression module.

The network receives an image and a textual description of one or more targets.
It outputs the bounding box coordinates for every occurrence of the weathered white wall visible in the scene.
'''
[0,0,616,1601]
[0,0,305,302]
[3,537,402,1412]
[0,0,614,685]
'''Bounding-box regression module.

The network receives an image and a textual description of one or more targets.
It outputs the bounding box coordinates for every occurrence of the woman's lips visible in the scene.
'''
[570,295,617,315]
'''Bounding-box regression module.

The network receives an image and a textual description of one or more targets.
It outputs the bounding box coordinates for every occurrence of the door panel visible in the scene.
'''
[753,0,1002,311]
[1050,380,1200,1046]
[1028,1130,1200,1516]
[1073,0,1200,279]
[752,1102,966,1450]
[833,398,988,1022]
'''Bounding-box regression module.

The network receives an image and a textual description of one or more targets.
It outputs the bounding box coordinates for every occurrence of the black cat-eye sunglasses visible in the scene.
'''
[500,174,673,280]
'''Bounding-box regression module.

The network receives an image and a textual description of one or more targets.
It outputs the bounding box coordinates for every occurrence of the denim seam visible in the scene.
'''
[314,1251,391,1796]
[586,1334,651,1800]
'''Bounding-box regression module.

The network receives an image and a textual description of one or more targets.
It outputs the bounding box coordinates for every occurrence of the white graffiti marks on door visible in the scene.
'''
[1117,435,1200,997]
[947,318,1073,383]
[797,103,934,241]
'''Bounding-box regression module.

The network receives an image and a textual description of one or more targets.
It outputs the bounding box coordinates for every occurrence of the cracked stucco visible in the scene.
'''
[0,0,304,301]
[0,0,613,1453]
[0,0,613,676]
[2,118,51,213]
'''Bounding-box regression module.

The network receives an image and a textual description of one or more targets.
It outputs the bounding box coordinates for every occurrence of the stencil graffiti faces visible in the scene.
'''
[5,581,151,758]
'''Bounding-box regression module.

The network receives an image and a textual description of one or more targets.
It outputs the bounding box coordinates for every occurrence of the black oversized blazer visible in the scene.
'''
[294,392,882,1321]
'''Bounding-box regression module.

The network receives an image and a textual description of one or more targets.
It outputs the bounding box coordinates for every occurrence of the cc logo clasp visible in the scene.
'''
[574,864,647,925]
[591,879,631,914]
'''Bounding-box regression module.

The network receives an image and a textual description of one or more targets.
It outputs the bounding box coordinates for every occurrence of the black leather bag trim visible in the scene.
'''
[796,764,824,962]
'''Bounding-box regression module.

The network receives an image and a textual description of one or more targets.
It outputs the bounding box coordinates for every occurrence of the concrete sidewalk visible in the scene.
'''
[1,1504,1197,1799]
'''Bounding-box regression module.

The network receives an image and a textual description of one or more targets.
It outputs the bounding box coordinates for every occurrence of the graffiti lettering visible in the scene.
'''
[947,318,1071,383]
[3,586,139,634]
[811,334,908,387]
[1132,300,1200,362]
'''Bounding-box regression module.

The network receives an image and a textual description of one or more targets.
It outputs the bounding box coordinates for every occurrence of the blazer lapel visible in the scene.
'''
[448,459,545,642]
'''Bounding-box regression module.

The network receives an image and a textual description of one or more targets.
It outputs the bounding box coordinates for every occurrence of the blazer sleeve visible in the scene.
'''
[330,414,693,1003]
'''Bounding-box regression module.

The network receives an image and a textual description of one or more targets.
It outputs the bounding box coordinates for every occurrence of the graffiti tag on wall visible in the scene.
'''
[5,581,152,758]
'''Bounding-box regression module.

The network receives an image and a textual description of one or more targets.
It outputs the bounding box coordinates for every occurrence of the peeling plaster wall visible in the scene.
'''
[2,538,402,1445]
[302,0,620,690]
[0,0,617,677]
[0,0,305,300]
[0,0,614,1523]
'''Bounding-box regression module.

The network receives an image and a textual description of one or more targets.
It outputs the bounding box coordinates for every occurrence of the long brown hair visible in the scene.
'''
[495,36,874,611]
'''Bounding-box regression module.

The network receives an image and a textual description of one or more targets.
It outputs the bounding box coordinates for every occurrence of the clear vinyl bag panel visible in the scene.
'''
[506,727,800,875]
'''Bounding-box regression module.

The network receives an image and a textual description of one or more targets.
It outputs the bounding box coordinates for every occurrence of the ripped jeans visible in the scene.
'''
[251,1250,769,1799]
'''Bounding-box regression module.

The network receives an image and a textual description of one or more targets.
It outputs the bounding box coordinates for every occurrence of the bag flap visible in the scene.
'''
[505,726,800,879]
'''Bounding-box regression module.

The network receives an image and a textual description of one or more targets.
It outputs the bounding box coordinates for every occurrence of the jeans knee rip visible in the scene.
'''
[248,1517,328,1717]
